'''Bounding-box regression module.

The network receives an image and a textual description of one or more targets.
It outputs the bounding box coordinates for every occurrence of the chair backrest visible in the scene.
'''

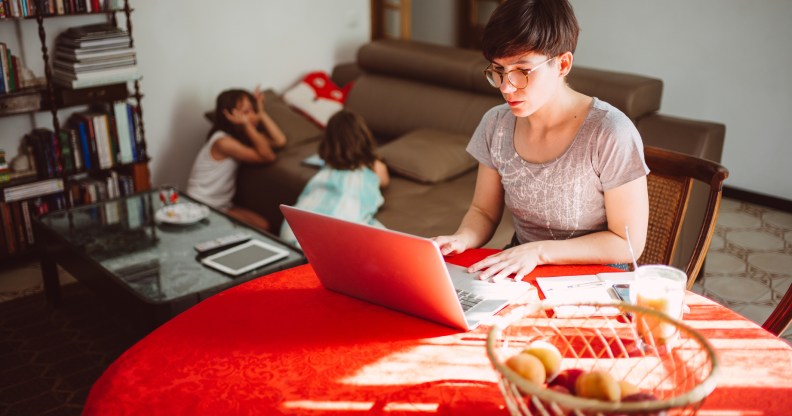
[638,146,729,289]
[763,284,792,336]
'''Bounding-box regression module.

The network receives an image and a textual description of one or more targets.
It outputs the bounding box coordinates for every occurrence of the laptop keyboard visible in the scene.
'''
[456,289,485,312]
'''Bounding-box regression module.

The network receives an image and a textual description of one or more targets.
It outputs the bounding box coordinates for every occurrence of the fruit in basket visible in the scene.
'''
[505,352,546,385]
[522,340,563,378]
[619,392,667,416]
[618,380,640,399]
[549,368,584,394]
[575,371,621,402]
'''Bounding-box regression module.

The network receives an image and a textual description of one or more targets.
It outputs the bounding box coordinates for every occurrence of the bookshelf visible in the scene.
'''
[0,0,151,262]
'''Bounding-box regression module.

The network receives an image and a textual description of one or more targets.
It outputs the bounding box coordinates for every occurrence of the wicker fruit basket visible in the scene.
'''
[486,301,719,415]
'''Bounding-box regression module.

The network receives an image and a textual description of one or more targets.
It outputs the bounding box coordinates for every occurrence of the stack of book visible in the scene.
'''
[52,23,139,89]
[26,101,143,179]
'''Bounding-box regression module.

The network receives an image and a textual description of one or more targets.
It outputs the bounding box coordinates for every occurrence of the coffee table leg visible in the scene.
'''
[40,256,61,306]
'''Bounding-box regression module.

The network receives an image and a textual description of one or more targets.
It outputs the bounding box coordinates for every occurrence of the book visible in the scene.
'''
[0,202,16,254]
[2,178,65,202]
[54,57,136,73]
[113,101,134,164]
[55,47,135,63]
[74,117,93,170]
[535,272,635,317]
[0,42,8,94]
[52,64,139,81]
[21,200,34,245]
[302,153,325,168]
[52,70,140,89]
[90,113,114,169]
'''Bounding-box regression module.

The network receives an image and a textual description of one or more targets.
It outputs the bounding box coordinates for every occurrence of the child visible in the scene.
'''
[280,110,389,247]
[187,86,286,231]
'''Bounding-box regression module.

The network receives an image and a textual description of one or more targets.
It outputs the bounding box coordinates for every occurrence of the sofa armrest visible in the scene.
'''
[567,66,663,122]
[331,62,361,88]
[637,113,725,162]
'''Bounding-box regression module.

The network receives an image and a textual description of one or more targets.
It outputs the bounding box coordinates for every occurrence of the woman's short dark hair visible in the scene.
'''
[319,110,379,171]
[481,0,580,61]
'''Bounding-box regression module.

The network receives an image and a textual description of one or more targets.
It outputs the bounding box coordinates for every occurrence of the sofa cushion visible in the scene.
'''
[346,74,502,142]
[379,129,477,184]
[283,71,351,128]
[204,89,322,148]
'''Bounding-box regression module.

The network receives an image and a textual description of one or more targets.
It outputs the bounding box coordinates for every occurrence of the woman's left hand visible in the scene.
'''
[468,244,541,282]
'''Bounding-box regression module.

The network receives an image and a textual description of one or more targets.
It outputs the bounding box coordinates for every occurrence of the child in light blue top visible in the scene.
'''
[281,110,389,248]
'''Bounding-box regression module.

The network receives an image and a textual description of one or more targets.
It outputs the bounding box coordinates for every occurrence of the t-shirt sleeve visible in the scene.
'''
[595,110,650,191]
[466,107,500,169]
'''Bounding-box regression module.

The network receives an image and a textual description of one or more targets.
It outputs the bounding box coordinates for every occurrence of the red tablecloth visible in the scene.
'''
[84,249,792,415]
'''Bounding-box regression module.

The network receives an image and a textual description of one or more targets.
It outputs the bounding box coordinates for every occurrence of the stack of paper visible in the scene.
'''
[536,272,634,317]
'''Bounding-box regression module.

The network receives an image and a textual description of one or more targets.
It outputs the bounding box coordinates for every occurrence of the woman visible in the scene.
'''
[434,0,649,281]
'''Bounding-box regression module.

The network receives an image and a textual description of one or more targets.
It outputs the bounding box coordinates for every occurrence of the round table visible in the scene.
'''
[84,249,792,415]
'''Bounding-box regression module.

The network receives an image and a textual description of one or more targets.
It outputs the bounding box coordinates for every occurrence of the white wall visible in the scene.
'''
[0,0,370,189]
[410,1,792,201]
[568,0,792,200]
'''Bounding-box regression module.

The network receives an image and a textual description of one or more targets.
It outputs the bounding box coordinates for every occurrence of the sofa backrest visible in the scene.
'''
[343,39,666,142]
[345,40,501,142]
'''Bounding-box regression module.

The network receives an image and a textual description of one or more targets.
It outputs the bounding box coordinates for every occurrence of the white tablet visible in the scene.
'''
[200,239,289,276]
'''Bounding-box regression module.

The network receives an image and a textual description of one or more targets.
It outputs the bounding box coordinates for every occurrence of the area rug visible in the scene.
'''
[0,282,151,415]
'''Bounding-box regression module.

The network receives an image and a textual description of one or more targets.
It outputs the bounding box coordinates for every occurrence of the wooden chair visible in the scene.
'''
[763,284,792,336]
[637,146,729,289]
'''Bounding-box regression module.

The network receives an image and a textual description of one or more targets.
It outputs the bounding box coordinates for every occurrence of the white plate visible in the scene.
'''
[155,202,210,225]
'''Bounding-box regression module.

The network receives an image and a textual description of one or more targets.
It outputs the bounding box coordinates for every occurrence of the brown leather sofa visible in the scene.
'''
[234,39,725,266]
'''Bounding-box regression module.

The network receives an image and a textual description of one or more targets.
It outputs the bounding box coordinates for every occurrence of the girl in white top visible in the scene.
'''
[187,86,286,231]
[433,0,649,281]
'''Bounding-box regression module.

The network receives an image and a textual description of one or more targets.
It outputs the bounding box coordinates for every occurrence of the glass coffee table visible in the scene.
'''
[33,189,305,325]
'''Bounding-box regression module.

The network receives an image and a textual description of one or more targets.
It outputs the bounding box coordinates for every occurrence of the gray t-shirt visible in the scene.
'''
[467,98,649,244]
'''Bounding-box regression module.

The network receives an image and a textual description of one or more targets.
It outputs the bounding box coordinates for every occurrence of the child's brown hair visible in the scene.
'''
[319,110,379,170]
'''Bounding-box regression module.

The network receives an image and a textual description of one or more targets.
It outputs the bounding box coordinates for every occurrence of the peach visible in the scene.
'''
[574,371,621,402]
[522,340,563,379]
[505,352,547,385]
[618,380,640,399]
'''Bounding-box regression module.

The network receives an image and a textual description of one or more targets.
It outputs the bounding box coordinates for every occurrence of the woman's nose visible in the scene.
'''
[499,79,517,94]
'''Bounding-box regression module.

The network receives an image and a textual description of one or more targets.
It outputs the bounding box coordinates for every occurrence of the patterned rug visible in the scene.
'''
[0,283,152,416]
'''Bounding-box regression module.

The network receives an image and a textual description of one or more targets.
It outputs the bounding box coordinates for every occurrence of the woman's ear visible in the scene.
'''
[557,51,574,78]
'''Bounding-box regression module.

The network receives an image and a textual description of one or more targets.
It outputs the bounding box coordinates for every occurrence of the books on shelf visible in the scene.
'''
[25,101,143,178]
[52,23,139,90]
[0,41,42,94]
[0,0,126,18]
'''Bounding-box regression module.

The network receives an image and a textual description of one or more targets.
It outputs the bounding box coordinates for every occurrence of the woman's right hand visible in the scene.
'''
[432,235,468,256]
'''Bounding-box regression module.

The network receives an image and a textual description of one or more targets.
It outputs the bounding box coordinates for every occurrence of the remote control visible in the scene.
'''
[194,232,252,254]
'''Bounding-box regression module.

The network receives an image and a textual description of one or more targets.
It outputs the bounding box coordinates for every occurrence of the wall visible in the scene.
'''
[569,0,792,200]
[0,0,370,189]
[410,1,792,201]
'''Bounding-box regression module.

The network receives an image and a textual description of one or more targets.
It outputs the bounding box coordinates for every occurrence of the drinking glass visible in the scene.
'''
[629,265,687,345]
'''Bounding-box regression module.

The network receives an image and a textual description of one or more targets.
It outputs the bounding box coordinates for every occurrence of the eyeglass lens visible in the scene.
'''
[484,57,553,89]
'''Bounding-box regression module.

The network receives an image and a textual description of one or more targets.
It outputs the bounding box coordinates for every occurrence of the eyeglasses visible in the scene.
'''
[483,56,555,89]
